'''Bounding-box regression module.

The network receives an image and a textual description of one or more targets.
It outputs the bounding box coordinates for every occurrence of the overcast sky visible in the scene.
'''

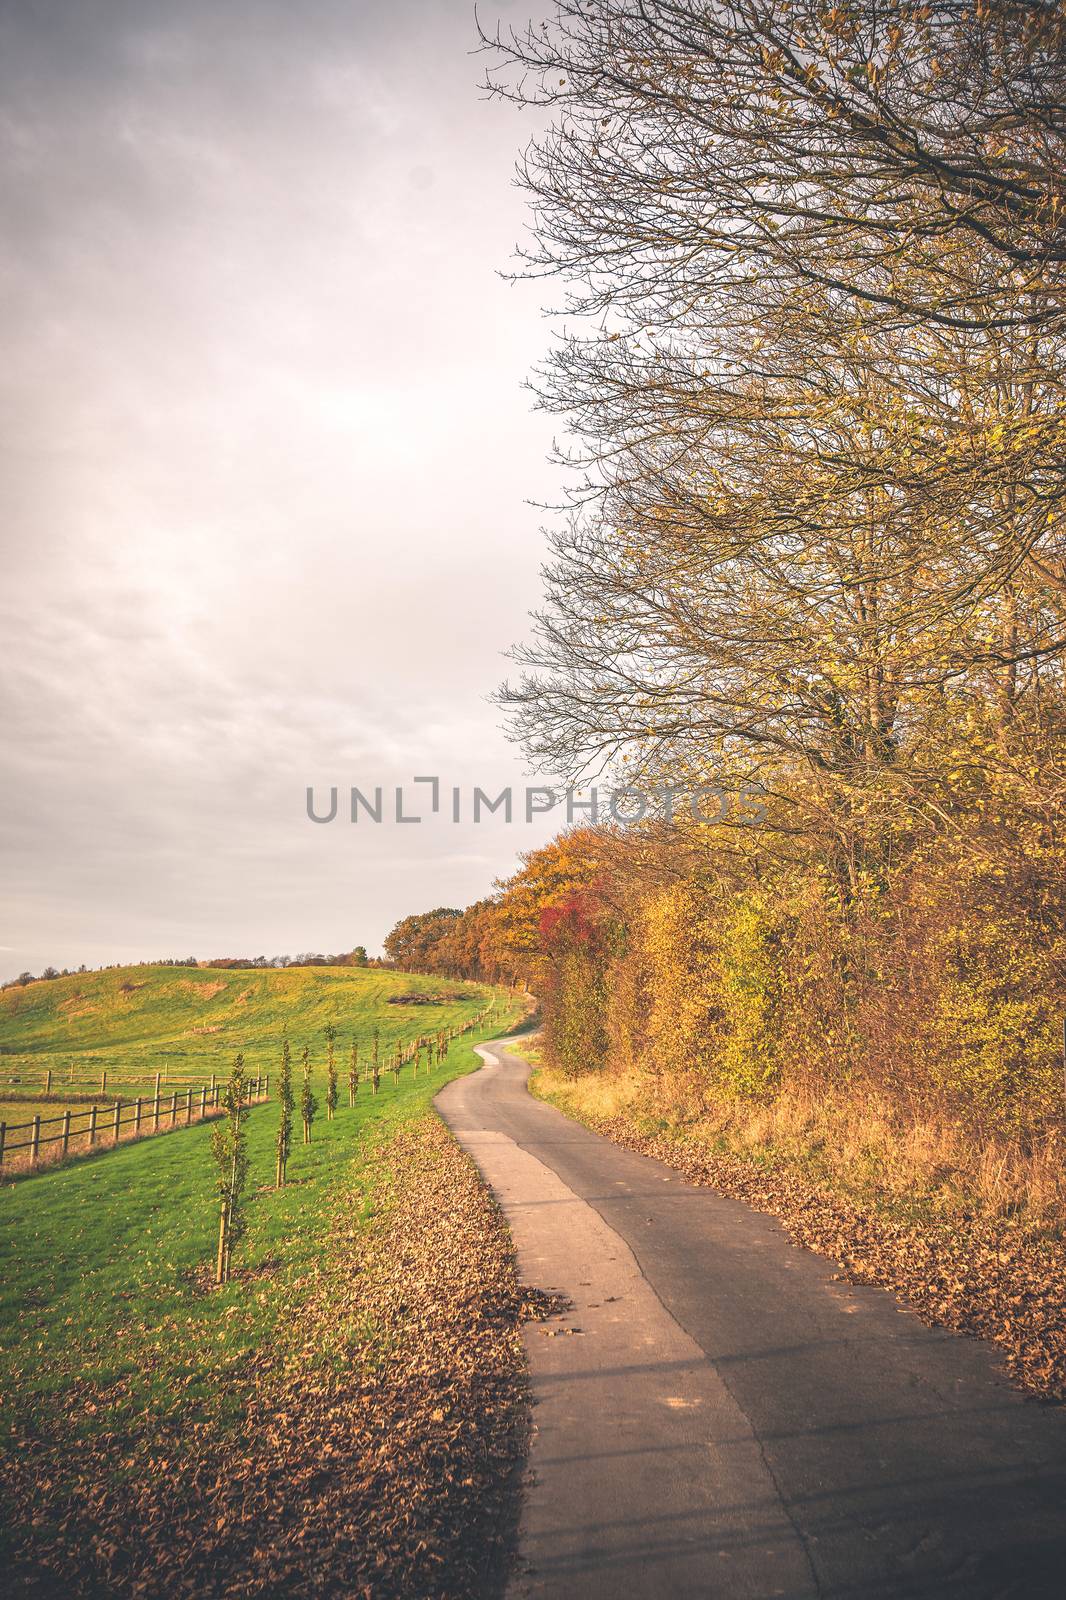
[0,0,566,981]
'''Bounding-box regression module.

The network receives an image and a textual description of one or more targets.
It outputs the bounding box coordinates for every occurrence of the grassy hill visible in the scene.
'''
[0,985,527,1589]
[0,963,492,1093]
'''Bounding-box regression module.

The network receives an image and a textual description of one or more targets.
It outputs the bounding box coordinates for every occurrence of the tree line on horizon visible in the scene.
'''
[1,948,376,991]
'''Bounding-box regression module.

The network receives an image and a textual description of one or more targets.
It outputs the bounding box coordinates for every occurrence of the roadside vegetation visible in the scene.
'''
[528,1051,1066,1401]
[0,973,524,1596]
[382,2,1066,1397]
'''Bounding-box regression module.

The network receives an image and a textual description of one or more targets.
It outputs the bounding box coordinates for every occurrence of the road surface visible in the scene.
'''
[436,1039,1066,1600]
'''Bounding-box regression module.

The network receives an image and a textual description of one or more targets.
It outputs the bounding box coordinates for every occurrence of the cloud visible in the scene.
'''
[0,0,559,980]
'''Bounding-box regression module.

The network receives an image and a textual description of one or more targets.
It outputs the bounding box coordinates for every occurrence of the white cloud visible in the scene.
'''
[0,0,559,980]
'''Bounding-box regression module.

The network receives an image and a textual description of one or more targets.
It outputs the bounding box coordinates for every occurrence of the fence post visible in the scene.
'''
[264,1072,270,1098]
[45,1068,52,1094]
[69,1061,74,1084]
[113,1100,121,1143]
[213,1084,220,1110]
[101,1069,107,1096]
[61,1109,71,1156]
[186,1087,193,1125]
[88,1105,98,1147]
[153,1073,161,1131]
[170,1090,178,1126]
[200,1086,208,1120]
[135,1097,143,1134]
[0,1121,5,1169]
[31,1114,41,1164]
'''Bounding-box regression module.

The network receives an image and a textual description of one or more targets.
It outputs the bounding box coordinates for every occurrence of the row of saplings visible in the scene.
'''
[213,1009,490,1283]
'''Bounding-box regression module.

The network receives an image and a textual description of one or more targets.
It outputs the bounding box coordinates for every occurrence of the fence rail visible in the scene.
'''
[0,993,505,1175]
[0,1077,269,1172]
[0,1067,243,1096]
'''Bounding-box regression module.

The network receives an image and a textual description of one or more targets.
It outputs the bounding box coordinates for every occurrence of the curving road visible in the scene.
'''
[436,1039,1066,1600]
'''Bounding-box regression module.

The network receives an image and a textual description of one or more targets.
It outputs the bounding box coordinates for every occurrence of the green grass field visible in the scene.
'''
[0,969,518,1482]
[0,962,491,1096]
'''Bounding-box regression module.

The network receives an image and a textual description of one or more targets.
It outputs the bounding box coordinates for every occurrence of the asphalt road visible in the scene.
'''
[436,1039,1066,1600]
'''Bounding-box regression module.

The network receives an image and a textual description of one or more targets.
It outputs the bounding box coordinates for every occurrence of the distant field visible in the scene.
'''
[0,1098,114,1164]
[0,1098,108,1124]
[0,963,493,1096]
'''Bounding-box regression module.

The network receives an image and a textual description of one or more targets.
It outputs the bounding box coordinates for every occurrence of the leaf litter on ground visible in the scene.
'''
[2,1115,547,1599]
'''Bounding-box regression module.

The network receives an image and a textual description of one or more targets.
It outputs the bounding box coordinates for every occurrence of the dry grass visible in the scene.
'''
[701,1086,1066,1231]
[528,1056,1066,1399]
[535,1062,1066,1234]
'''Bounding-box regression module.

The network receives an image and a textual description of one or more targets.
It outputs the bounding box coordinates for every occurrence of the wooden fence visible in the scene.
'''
[0,994,506,1175]
[0,1066,239,1097]
[0,1076,269,1173]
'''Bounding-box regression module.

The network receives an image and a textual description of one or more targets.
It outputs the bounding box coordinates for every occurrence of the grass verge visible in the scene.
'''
[1,1018,534,1598]
[528,1057,1066,1403]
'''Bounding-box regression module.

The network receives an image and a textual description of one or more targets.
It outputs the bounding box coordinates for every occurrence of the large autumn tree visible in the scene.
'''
[383,908,463,971]
[484,0,1065,892]
[483,1,1066,330]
